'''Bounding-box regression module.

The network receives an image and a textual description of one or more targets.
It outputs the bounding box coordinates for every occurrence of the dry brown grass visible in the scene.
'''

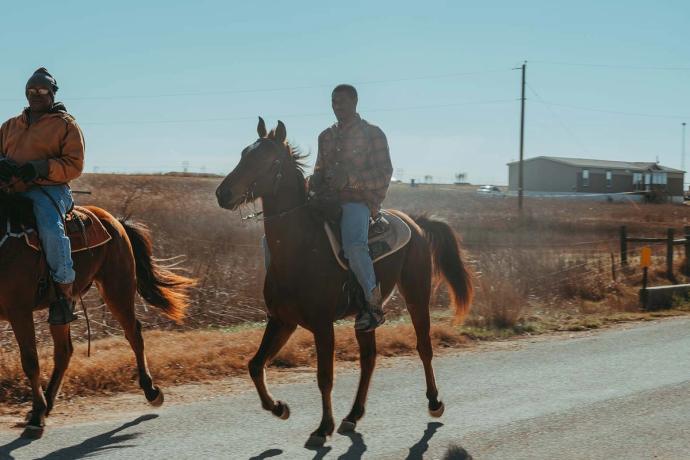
[0,322,468,404]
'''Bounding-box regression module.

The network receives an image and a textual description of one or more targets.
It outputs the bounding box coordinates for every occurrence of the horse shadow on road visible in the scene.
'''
[0,436,34,460]
[406,421,444,459]
[302,420,448,460]
[249,448,284,459]
[0,413,159,460]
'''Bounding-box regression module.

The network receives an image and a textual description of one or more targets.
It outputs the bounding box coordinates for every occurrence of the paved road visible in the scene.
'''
[1,318,690,459]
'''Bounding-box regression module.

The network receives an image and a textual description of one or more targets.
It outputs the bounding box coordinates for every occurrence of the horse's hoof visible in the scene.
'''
[273,401,290,420]
[21,424,44,439]
[429,400,445,418]
[148,387,164,407]
[304,434,327,448]
[337,419,357,434]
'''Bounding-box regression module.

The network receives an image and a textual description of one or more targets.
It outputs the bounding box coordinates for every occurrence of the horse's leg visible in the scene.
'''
[9,310,46,438]
[305,325,335,448]
[44,324,74,416]
[95,276,163,406]
[338,329,376,433]
[248,317,296,419]
[399,249,444,417]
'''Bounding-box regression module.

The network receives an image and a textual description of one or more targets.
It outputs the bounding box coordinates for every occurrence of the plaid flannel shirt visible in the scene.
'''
[314,115,393,214]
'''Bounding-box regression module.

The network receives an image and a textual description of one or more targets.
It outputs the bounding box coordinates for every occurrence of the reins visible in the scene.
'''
[242,202,310,223]
[0,179,22,192]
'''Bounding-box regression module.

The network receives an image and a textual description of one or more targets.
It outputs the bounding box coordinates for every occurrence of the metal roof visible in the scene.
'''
[507,156,684,173]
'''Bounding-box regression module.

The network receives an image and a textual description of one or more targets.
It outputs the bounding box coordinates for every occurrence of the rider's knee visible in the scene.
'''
[342,241,368,260]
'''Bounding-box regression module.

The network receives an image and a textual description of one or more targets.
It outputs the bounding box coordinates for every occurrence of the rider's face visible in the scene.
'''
[26,83,54,113]
[331,91,357,123]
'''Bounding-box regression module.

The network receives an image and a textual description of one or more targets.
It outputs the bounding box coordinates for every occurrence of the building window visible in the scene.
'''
[582,169,589,187]
[633,173,644,190]
[606,170,612,188]
[652,172,667,185]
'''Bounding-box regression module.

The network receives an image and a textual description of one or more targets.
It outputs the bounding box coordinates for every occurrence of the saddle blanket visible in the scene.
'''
[324,210,411,270]
[5,206,112,253]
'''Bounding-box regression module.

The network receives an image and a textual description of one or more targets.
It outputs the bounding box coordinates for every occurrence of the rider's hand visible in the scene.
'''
[16,163,38,183]
[17,160,49,184]
[0,158,17,183]
[308,171,325,194]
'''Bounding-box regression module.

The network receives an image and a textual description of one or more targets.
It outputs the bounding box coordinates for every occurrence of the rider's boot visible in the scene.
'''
[48,282,78,325]
[354,284,385,332]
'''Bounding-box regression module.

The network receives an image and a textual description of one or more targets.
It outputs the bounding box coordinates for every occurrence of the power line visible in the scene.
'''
[79,98,516,126]
[531,60,690,71]
[531,99,690,120]
[0,68,511,102]
[526,83,591,155]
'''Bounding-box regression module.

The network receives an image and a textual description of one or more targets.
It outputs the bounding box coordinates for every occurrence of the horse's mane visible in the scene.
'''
[285,142,309,201]
[284,142,309,176]
[266,128,310,199]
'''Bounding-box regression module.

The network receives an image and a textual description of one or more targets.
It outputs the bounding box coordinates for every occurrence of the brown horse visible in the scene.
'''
[216,118,473,447]
[0,191,195,438]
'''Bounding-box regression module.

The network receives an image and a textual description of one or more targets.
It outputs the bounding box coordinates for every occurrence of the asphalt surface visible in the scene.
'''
[1,318,690,459]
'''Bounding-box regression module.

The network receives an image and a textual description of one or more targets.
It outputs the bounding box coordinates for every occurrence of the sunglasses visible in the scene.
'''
[27,88,52,96]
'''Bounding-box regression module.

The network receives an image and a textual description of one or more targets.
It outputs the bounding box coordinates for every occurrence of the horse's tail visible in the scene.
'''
[413,215,473,324]
[120,219,196,323]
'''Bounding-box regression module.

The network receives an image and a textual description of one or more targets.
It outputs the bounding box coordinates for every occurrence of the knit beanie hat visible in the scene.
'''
[26,67,58,94]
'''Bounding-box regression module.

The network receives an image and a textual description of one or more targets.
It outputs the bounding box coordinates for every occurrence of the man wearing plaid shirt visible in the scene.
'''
[312,84,393,331]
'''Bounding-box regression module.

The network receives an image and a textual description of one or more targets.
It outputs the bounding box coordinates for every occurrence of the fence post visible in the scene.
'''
[610,253,617,282]
[620,226,628,266]
[684,225,690,276]
[667,228,675,281]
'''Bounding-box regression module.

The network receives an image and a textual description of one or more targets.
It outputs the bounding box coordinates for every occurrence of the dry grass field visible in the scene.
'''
[2,173,690,403]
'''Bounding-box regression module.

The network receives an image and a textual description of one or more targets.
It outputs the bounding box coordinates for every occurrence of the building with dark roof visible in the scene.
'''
[507,156,685,202]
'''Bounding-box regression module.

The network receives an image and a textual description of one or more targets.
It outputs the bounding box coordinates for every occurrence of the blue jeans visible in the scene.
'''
[19,185,75,284]
[341,202,377,301]
[261,202,377,301]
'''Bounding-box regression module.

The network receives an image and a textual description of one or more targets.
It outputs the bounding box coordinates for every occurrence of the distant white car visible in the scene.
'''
[476,185,504,197]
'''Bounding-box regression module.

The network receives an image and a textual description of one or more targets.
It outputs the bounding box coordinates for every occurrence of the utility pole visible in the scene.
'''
[683,122,687,190]
[518,61,527,213]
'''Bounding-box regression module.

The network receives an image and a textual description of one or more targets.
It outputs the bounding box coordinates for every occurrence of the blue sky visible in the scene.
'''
[1,1,688,184]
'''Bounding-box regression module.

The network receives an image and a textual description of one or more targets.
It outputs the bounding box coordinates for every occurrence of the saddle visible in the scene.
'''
[323,210,412,271]
[3,206,112,253]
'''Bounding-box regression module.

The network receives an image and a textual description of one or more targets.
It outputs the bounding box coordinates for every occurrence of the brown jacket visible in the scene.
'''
[0,106,85,185]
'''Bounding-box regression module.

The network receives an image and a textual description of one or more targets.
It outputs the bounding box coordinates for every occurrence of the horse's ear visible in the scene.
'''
[274,120,287,144]
[257,116,267,138]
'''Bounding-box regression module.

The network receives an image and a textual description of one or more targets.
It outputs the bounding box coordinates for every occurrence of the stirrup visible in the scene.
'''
[354,307,385,332]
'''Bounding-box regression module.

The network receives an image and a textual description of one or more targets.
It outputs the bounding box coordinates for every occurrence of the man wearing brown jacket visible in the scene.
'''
[0,68,85,325]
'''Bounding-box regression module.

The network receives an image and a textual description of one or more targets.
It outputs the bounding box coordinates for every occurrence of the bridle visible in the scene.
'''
[238,141,308,223]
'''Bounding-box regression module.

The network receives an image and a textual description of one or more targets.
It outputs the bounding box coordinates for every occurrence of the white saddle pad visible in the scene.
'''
[324,210,412,270]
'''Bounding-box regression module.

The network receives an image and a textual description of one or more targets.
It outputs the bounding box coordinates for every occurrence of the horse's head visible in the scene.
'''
[216,117,293,210]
